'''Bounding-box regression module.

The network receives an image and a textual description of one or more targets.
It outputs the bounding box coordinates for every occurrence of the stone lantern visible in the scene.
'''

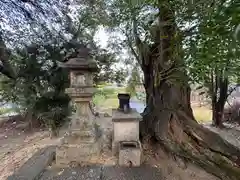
[56,46,100,166]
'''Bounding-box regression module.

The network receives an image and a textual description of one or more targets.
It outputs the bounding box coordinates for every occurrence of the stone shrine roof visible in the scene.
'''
[59,58,98,71]
[59,46,98,71]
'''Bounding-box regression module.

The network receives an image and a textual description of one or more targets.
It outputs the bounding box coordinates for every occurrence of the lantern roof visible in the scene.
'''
[59,45,98,72]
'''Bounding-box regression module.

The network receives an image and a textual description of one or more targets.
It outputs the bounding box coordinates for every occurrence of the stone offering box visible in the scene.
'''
[112,108,142,154]
[119,141,141,167]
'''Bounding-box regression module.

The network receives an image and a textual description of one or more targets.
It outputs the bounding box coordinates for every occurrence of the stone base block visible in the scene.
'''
[61,130,96,144]
[119,141,141,167]
[56,142,100,166]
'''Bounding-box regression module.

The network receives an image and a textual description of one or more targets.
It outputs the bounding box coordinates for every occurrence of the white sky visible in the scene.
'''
[94,26,109,48]
[94,26,130,70]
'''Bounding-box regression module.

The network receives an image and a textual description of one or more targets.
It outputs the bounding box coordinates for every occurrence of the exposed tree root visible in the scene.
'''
[141,110,240,180]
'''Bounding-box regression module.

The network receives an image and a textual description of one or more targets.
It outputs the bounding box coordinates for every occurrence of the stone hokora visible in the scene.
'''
[112,108,141,154]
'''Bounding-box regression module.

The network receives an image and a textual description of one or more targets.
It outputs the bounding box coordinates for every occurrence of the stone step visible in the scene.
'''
[7,146,56,180]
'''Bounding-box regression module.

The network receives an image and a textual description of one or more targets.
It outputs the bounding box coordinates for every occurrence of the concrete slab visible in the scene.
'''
[7,146,55,180]
[38,165,163,180]
[39,166,102,180]
[102,166,163,180]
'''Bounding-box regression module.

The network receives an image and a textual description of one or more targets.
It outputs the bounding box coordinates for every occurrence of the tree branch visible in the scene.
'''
[182,25,198,37]
[227,85,238,97]
[122,30,141,64]
[0,33,16,79]
[132,16,141,47]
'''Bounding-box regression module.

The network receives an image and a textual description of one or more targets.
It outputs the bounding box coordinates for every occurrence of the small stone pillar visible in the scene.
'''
[112,95,142,166]
[56,46,100,166]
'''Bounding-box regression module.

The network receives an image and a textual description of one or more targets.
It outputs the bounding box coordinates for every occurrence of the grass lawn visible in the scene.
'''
[93,86,212,123]
[192,106,212,123]
[100,98,119,109]
[93,86,126,109]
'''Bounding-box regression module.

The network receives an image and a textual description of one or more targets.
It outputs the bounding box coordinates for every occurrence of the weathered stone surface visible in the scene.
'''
[7,146,55,180]
[57,50,100,166]
[112,109,141,143]
[104,112,111,117]
[69,116,94,131]
[61,130,96,144]
[38,166,163,180]
[56,143,100,166]
[39,166,102,180]
[113,121,139,142]
[112,109,141,154]
[102,166,163,180]
[112,109,142,122]
[119,141,141,167]
[65,87,95,96]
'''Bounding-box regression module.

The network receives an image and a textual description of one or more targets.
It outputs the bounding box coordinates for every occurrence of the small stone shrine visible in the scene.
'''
[56,45,100,166]
[112,93,142,167]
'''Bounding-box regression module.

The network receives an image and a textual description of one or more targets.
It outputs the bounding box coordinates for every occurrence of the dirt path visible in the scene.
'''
[0,119,61,180]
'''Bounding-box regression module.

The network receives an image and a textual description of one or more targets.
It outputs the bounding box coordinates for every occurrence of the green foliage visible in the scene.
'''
[0,107,13,115]
[95,87,116,98]
[93,94,106,106]
[103,88,116,97]
[93,86,119,108]
[126,65,141,96]
[0,42,71,128]
[94,53,127,85]
[185,0,240,122]
[187,0,240,85]
[97,83,111,88]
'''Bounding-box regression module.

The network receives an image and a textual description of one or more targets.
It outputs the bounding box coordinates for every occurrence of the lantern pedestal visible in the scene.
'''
[56,92,100,166]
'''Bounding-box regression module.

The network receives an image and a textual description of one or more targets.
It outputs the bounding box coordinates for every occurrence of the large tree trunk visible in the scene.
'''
[139,3,240,180]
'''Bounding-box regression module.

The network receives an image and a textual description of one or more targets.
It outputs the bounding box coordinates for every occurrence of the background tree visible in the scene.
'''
[187,0,240,127]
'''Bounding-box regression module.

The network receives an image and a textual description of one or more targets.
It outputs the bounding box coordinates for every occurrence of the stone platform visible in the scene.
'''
[56,126,101,166]
[39,165,163,180]
[56,142,100,166]
[7,145,163,180]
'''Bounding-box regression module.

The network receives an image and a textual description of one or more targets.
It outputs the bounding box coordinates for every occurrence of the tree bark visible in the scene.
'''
[139,2,240,180]
[212,74,229,127]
